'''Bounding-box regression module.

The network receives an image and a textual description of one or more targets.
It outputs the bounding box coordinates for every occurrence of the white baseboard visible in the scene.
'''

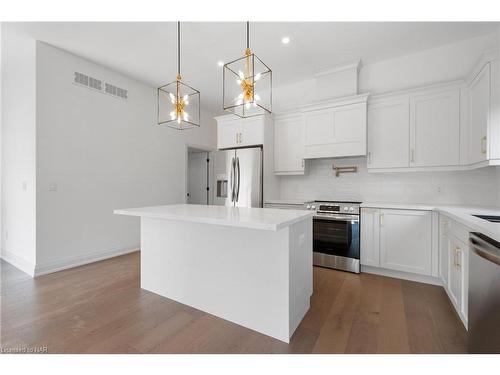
[1,249,36,277]
[33,246,140,277]
[361,265,442,286]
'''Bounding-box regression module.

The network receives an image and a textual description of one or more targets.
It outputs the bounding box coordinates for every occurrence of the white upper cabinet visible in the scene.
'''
[468,62,490,165]
[302,94,368,159]
[274,113,305,175]
[379,209,432,276]
[409,88,460,167]
[216,115,266,149]
[367,97,410,169]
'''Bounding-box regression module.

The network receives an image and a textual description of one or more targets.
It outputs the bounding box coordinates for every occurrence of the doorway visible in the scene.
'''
[187,147,210,205]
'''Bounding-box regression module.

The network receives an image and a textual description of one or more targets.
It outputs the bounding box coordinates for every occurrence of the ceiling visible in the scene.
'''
[7,22,499,115]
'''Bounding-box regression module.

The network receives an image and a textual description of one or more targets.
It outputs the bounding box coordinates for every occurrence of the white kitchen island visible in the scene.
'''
[114,204,313,343]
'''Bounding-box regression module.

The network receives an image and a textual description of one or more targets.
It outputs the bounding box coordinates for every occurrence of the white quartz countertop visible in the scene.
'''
[361,202,500,243]
[114,204,314,231]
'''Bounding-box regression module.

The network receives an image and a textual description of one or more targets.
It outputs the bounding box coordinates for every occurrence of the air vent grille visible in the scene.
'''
[74,72,89,86]
[73,71,127,100]
[105,83,128,99]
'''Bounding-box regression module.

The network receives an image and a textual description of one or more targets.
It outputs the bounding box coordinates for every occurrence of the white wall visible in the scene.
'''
[1,25,37,275]
[359,33,498,94]
[34,42,216,274]
[280,157,499,207]
[276,32,500,207]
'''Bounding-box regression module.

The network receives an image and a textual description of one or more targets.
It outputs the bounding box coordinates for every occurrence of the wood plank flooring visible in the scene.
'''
[0,252,467,353]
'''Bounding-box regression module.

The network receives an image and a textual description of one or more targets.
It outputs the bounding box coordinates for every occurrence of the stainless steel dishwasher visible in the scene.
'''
[468,232,500,353]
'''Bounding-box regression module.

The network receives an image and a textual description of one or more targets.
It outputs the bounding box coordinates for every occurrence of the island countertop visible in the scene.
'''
[114,204,314,231]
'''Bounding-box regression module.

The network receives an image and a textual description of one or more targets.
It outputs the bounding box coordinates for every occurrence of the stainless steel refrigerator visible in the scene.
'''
[224,146,263,208]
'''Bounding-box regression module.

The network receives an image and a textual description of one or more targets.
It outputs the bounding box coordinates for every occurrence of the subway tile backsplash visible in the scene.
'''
[279,157,500,207]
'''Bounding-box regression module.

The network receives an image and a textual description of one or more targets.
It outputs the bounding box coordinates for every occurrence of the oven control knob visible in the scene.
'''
[344,207,349,212]
[306,204,311,210]
[311,205,316,210]
[349,207,354,212]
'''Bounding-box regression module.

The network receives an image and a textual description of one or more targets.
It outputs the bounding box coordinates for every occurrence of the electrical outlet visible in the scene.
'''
[48,183,58,192]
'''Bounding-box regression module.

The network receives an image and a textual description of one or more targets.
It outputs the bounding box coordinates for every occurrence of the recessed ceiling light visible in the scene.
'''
[281,37,290,44]
[217,61,224,67]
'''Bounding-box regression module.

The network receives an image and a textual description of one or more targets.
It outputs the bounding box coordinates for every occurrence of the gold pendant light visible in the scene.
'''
[223,21,272,118]
[158,22,200,130]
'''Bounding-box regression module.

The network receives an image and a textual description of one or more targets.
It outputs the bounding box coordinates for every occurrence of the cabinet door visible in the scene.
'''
[274,114,305,174]
[468,63,490,164]
[410,88,460,167]
[448,235,466,315]
[439,215,450,286]
[304,103,367,158]
[379,209,432,275]
[360,208,380,267]
[367,97,410,168]
[239,117,265,147]
[217,117,265,149]
[217,121,241,149]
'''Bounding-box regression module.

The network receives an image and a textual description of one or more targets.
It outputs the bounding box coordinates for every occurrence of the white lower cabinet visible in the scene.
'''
[360,208,380,267]
[362,208,468,328]
[439,216,450,285]
[379,209,432,275]
[440,214,468,328]
[360,208,433,276]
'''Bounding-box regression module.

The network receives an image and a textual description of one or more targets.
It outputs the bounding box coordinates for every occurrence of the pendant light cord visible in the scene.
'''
[246,21,249,49]
[177,21,181,77]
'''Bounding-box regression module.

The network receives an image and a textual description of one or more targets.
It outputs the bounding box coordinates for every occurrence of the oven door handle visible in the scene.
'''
[314,215,359,222]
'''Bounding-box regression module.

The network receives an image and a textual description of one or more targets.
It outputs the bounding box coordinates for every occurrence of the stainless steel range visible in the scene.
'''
[305,201,361,273]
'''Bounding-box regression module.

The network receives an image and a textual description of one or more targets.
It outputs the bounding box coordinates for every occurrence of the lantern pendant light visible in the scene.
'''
[223,21,272,118]
[158,22,200,130]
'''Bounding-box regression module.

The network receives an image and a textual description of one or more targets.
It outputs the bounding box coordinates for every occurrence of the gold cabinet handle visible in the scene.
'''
[411,149,415,163]
[380,213,384,227]
[481,136,487,155]
[456,247,462,268]
[367,152,371,164]
[301,159,305,168]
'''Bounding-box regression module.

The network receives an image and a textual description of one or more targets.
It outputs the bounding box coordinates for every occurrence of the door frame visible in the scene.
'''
[185,143,215,205]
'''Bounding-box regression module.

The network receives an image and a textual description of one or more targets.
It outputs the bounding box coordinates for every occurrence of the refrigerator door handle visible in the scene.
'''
[230,157,236,202]
[236,156,241,202]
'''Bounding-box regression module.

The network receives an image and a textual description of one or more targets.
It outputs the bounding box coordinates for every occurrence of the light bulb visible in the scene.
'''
[281,36,290,44]
[254,94,261,101]
[254,73,261,81]
[177,116,181,124]
[238,71,245,80]
[245,102,251,109]
[169,92,176,104]
[183,112,189,121]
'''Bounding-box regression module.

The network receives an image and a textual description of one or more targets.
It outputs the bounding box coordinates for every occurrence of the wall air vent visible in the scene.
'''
[73,71,127,100]
[105,83,128,99]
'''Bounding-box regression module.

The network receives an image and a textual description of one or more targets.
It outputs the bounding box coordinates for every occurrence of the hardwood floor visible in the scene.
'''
[0,252,467,353]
